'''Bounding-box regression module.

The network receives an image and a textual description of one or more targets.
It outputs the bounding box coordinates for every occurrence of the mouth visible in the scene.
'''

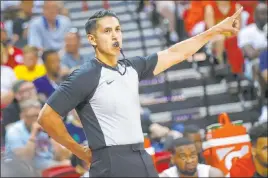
[112,42,120,49]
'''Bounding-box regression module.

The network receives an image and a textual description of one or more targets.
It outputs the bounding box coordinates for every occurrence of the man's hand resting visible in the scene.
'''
[75,145,92,166]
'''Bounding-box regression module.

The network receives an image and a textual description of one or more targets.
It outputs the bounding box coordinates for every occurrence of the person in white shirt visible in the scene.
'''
[238,2,267,81]
[159,137,223,177]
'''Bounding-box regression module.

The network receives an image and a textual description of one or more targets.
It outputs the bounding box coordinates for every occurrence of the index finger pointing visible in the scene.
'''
[231,6,243,19]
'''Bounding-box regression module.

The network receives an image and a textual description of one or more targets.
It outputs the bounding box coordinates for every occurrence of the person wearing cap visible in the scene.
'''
[61,29,92,75]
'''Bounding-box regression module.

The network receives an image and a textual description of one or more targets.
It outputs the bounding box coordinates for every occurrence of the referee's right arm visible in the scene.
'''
[38,67,96,164]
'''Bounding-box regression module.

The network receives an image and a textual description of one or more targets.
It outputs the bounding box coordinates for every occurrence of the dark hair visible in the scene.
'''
[249,122,268,146]
[171,137,194,153]
[41,49,58,63]
[183,125,200,137]
[85,10,119,34]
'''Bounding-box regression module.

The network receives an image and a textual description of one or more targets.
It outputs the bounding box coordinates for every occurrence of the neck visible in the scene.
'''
[70,52,80,60]
[47,72,57,82]
[95,49,118,67]
[254,158,268,177]
[27,66,35,71]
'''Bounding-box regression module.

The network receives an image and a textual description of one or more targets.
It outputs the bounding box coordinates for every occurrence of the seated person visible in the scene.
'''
[5,99,71,172]
[259,50,268,83]
[14,46,46,81]
[159,137,224,177]
[183,125,205,163]
[230,122,267,177]
[11,1,33,48]
[27,1,71,51]
[1,42,17,107]
[61,29,91,75]
[2,80,39,137]
[205,1,241,63]
[33,50,61,102]
[1,22,23,69]
[238,2,267,80]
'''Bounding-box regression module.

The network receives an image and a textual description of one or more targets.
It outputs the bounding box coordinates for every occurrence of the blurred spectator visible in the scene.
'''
[184,1,210,37]
[230,122,267,177]
[183,125,205,164]
[1,1,21,11]
[1,22,24,69]
[61,29,91,75]
[12,1,34,48]
[2,80,38,131]
[1,42,17,107]
[205,1,241,63]
[159,137,224,177]
[33,50,61,102]
[238,2,267,81]
[14,46,46,81]
[1,156,40,177]
[155,1,190,43]
[28,1,71,51]
[5,99,71,171]
[259,50,268,83]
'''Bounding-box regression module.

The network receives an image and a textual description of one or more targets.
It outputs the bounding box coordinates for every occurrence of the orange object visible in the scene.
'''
[144,134,156,168]
[202,113,253,177]
[225,36,244,74]
[42,165,81,177]
[211,1,237,25]
[184,1,211,35]
[230,154,256,177]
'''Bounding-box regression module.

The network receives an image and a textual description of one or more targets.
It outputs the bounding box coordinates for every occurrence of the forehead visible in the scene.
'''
[20,82,34,90]
[96,16,120,29]
[176,144,196,153]
[23,106,41,114]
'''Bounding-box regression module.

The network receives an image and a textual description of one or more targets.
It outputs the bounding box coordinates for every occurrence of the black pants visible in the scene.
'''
[88,143,159,177]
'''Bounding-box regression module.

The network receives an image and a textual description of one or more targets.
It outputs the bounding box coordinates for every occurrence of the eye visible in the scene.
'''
[105,29,111,33]
[116,28,121,32]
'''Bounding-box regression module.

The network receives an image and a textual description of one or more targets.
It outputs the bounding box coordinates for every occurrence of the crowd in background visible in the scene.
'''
[0,0,267,177]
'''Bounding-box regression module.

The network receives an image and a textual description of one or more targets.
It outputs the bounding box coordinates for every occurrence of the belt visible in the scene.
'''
[92,143,144,153]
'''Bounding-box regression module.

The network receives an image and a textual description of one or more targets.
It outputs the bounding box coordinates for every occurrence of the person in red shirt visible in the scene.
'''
[0,22,23,69]
[230,122,268,177]
[204,1,242,64]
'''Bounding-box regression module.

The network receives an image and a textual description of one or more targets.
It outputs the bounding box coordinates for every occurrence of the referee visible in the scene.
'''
[38,8,243,177]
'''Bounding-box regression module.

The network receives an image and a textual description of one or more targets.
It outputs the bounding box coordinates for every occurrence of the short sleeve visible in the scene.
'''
[28,20,43,49]
[129,53,158,81]
[46,66,100,117]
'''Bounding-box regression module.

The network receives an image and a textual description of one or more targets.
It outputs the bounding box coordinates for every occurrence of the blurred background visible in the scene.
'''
[0,0,267,177]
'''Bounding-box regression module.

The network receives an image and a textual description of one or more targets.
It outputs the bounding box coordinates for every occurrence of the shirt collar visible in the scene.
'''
[42,16,59,30]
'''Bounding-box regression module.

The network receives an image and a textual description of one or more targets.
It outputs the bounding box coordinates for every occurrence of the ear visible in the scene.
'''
[87,34,97,47]
[251,146,256,156]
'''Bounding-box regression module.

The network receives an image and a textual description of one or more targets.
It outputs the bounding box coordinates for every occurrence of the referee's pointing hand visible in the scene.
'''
[211,6,243,35]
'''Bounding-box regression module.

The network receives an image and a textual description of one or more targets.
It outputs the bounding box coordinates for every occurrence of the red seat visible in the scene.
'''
[42,165,81,178]
[224,36,244,74]
[155,151,172,173]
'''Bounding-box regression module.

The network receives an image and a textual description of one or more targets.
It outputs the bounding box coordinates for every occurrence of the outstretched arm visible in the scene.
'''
[153,7,243,76]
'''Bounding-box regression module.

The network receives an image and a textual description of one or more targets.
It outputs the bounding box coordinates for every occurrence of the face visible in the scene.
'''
[254,137,268,167]
[65,33,80,53]
[43,2,59,22]
[186,133,203,154]
[255,4,268,28]
[23,52,38,69]
[21,1,33,15]
[15,82,38,101]
[1,43,8,65]
[45,53,60,77]
[0,30,7,42]
[88,16,122,57]
[21,106,41,128]
[172,144,199,176]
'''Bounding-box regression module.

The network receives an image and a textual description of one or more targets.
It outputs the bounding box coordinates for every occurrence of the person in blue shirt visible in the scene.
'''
[5,99,71,171]
[33,50,61,102]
